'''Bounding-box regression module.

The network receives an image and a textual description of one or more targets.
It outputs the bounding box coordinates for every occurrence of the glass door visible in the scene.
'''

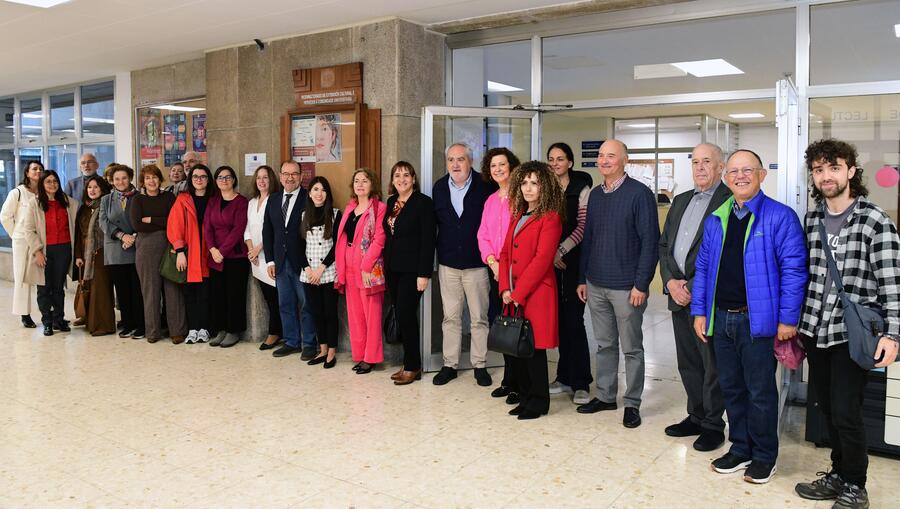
[776,78,805,216]
[420,106,538,372]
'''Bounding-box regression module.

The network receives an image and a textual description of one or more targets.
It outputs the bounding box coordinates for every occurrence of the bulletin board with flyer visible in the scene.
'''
[135,99,208,173]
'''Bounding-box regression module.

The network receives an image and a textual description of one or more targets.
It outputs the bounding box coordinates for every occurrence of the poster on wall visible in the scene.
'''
[139,111,162,161]
[291,115,316,163]
[315,113,341,162]
[163,113,187,168]
[192,114,207,153]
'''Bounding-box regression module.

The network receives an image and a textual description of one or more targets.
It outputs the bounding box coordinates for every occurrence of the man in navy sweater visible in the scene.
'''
[576,139,660,429]
[432,142,497,387]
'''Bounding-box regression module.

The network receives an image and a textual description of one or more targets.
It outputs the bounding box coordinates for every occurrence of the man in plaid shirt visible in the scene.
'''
[795,139,900,509]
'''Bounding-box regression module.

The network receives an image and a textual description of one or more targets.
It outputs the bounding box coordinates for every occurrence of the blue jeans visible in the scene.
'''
[712,309,779,464]
[276,261,317,350]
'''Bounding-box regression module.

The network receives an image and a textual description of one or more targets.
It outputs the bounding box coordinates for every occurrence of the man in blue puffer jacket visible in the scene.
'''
[691,149,807,485]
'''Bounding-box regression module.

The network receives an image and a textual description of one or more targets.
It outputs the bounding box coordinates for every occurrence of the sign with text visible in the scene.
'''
[292,63,363,108]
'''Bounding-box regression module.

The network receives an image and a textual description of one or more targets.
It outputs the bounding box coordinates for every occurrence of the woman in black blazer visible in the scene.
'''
[383,161,436,385]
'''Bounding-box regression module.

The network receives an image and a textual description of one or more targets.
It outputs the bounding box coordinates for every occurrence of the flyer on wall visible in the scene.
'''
[192,113,207,153]
[139,111,161,160]
[164,113,187,168]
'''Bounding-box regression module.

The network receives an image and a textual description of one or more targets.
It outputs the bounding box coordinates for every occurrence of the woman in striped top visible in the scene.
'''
[547,142,594,405]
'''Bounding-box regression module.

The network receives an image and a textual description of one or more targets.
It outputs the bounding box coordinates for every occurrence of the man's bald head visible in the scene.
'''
[597,139,629,181]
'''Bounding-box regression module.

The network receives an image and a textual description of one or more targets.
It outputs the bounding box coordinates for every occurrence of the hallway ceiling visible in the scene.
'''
[0,0,585,95]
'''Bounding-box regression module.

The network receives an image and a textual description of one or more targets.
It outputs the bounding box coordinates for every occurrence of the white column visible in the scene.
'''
[113,72,133,168]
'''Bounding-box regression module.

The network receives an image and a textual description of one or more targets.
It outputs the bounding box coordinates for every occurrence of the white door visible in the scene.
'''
[776,78,805,216]
[419,106,539,372]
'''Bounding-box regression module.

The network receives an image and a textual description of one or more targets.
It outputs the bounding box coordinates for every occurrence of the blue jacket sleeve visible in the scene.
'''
[775,208,809,327]
[690,217,713,318]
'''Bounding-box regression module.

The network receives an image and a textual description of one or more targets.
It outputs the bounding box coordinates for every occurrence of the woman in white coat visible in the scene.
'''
[0,160,44,328]
[244,165,283,350]
[22,170,79,336]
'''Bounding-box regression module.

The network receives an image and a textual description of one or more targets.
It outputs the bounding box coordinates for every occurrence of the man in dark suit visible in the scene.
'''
[65,152,99,199]
[263,160,316,359]
[658,143,731,451]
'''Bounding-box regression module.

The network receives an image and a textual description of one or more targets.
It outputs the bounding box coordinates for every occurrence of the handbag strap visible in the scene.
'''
[817,221,852,307]
[503,303,524,317]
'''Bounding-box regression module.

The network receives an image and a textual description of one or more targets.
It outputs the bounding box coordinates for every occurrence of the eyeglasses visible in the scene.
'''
[216,175,234,181]
[281,172,301,179]
[723,167,759,178]
[191,175,209,181]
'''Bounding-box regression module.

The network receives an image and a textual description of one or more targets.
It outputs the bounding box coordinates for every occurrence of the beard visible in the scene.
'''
[818,179,848,198]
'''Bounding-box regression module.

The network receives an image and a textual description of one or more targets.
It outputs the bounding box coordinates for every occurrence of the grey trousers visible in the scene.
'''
[135,230,187,339]
[672,307,725,431]
[586,282,646,409]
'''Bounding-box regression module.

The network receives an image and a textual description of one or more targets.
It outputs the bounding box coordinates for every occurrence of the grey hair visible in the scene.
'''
[693,143,724,161]
[445,142,473,161]
[182,151,200,162]
[80,152,97,161]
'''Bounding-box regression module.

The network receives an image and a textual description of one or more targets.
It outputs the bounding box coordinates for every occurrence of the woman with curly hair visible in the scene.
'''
[498,161,564,420]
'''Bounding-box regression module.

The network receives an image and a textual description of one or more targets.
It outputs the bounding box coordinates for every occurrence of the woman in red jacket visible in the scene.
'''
[167,163,216,344]
[499,161,564,420]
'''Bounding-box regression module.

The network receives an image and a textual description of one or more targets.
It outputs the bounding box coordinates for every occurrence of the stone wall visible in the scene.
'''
[132,58,207,109]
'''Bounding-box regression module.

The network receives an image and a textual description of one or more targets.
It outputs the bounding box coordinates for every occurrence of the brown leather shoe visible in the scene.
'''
[394,370,422,385]
[72,318,87,327]
[171,335,185,345]
[147,337,160,344]
[390,367,405,381]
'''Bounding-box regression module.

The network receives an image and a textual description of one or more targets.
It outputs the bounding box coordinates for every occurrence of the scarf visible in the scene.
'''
[357,198,385,289]
[116,186,137,209]
[82,199,103,281]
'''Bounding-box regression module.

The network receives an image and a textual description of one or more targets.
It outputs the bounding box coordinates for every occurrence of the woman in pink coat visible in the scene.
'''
[335,168,387,374]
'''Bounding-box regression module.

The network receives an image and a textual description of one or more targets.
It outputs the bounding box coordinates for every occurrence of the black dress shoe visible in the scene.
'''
[53,322,71,332]
[665,417,703,437]
[308,355,327,366]
[352,362,362,372]
[21,315,37,328]
[517,409,546,420]
[693,430,726,452]
[300,348,317,361]
[272,345,300,357]
[43,325,53,336]
[505,392,520,405]
[491,386,511,398]
[323,356,336,369]
[623,407,642,428]
[259,340,281,351]
[576,398,617,414]
[432,366,457,386]
[508,405,523,416]
[474,368,492,387]
[356,362,374,374]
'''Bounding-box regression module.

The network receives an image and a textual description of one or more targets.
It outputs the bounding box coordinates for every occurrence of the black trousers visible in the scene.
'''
[257,279,283,337]
[555,267,593,391]
[209,259,249,334]
[37,243,71,327]
[304,281,338,348]
[803,337,870,487]
[514,349,549,413]
[387,271,424,371]
[489,276,518,392]
[184,278,210,331]
[672,307,725,431]
[108,263,145,332]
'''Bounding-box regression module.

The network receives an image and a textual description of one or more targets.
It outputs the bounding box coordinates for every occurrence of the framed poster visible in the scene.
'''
[163,113,187,167]
[139,110,162,161]
[287,108,358,200]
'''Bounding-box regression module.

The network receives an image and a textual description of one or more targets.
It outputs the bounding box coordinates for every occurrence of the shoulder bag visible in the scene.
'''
[488,304,534,358]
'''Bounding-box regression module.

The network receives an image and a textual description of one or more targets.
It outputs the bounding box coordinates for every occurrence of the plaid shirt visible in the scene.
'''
[600,173,627,193]
[799,196,900,348]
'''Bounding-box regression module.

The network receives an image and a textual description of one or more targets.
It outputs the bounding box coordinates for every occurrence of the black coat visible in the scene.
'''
[262,189,307,274]
[383,191,436,278]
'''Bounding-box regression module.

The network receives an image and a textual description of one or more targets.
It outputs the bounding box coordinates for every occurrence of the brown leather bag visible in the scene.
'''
[74,267,89,320]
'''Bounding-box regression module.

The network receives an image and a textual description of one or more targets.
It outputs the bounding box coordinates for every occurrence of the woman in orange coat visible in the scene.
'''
[167,163,215,344]
[499,161,564,420]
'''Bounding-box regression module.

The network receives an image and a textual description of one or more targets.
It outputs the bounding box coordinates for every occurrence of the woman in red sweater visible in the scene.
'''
[167,164,216,344]
[499,161,564,420]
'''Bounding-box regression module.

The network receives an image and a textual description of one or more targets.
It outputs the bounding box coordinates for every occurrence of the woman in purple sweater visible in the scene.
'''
[204,165,250,348]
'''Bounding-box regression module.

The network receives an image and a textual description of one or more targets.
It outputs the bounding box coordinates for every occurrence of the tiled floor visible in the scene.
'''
[1,282,897,508]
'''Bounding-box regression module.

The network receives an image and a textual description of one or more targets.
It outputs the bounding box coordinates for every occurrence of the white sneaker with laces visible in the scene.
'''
[196,329,210,343]
[185,329,198,344]
[549,381,573,395]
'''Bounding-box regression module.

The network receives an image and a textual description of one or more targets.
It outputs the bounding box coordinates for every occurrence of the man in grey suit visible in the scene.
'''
[658,143,731,452]
[65,152,99,199]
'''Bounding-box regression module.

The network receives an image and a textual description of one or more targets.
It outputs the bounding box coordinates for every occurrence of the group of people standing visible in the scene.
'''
[2,134,898,508]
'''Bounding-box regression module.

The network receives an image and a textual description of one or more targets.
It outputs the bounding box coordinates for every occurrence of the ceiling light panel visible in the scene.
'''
[728,113,765,119]
[671,59,744,78]
[486,80,524,93]
[3,0,71,8]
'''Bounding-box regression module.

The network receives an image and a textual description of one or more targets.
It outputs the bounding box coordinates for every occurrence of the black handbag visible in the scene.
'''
[383,302,401,345]
[818,222,885,370]
[488,304,534,358]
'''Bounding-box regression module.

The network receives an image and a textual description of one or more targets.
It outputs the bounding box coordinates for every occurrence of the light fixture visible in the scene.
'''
[21,112,42,119]
[895,23,900,37]
[671,59,744,78]
[626,123,656,128]
[3,0,72,7]
[74,117,115,124]
[728,113,765,119]
[486,80,524,93]
[150,105,205,112]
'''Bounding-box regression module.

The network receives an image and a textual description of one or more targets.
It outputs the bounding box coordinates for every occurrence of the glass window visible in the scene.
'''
[452,41,531,107]
[50,92,75,136]
[48,144,78,189]
[542,9,795,103]
[19,97,42,141]
[81,81,115,137]
[0,148,15,247]
[82,143,116,173]
[0,97,13,145]
[614,118,656,150]
[809,94,900,222]
[658,116,702,148]
[810,0,900,85]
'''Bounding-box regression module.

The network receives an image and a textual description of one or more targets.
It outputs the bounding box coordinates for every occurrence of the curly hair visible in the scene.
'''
[508,160,565,220]
[805,138,868,204]
[480,147,521,183]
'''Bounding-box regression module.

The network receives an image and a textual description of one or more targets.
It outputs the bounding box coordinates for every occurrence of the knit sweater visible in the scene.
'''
[578,176,660,292]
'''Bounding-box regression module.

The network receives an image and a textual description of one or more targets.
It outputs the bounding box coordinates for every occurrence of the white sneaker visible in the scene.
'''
[196,329,210,343]
[185,329,198,344]
[573,390,592,405]
[549,381,573,395]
